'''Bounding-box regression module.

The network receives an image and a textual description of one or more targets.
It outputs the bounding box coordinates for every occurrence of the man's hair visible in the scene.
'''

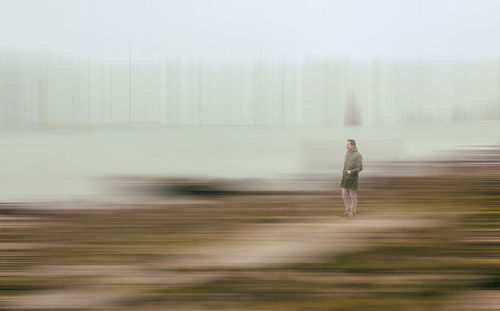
[347,139,356,146]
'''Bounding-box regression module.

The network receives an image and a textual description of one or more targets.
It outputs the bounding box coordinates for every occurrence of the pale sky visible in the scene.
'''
[1,0,500,60]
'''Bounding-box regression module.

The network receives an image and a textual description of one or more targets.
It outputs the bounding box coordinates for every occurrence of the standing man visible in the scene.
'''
[341,139,363,217]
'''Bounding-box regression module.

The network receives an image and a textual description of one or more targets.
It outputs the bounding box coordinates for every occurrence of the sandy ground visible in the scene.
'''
[5,213,442,310]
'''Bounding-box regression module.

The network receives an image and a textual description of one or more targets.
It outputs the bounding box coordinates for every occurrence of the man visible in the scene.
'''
[341,139,363,217]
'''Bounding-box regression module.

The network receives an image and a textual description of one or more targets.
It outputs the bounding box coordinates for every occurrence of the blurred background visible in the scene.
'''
[0,0,499,310]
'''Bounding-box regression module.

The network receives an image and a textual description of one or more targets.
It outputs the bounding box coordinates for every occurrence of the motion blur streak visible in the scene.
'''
[2,1,500,309]
[1,54,499,128]
[1,146,499,310]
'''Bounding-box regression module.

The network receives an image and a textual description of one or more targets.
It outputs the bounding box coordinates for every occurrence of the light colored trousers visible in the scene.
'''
[341,187,357,216]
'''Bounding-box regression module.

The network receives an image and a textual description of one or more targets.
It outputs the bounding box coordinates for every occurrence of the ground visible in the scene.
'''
[1,157,499,310]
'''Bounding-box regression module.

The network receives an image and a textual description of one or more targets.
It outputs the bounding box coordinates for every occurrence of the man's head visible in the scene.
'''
[346,139,356,151]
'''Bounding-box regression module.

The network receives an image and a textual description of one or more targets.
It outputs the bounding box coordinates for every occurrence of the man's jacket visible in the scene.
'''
[340,147,363,190]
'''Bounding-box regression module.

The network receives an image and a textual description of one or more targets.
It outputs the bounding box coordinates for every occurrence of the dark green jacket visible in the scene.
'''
[340,147,363,190]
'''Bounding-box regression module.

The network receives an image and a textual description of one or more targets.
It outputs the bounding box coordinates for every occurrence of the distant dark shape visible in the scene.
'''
[120,177,305,197]
[162,178,301,197]
[344,94,362,126]
[107,177,243,197]
[164,179,242,196]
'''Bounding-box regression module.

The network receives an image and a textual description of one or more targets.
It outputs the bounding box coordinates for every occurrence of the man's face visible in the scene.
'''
[346,141,354,151]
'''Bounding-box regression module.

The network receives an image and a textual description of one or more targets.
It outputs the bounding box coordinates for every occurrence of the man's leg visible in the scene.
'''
[349,189,358,215]
[341,187,352,216]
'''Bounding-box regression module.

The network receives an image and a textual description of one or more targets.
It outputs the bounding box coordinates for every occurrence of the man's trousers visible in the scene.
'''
[341,187,357,216]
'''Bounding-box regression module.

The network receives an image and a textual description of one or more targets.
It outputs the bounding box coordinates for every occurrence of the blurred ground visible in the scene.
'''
[1,147,499,310]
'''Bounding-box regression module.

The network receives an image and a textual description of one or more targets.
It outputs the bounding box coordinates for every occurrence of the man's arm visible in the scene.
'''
[348,154,363,174]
